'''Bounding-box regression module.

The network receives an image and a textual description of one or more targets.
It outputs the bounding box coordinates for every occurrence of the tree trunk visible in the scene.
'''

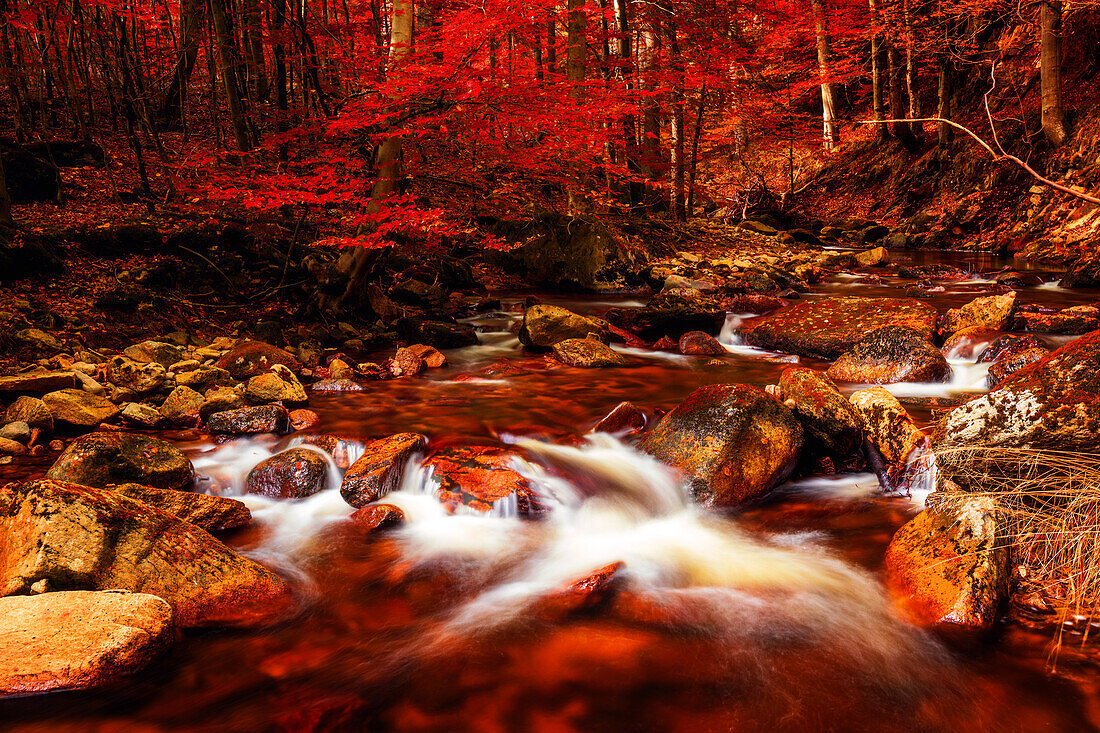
[209,0,254,150]
[668,27,685,221]
[546,14,556,74]
[888,43,915,146]
[1040,0,1067,147]
[811,0,838,149]
[158,0,204,125]
[868,0,888,140]
[687,86,706,217]
[903,0,921,141]
[937,53,953,147]
[0,154,12,226]
[243,0,268,101]
[639,16,661,209]
[565,0,588,215]
[613,0,641,210]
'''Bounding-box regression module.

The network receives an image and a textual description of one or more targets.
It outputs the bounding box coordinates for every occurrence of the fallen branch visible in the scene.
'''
[857,64,1100,206]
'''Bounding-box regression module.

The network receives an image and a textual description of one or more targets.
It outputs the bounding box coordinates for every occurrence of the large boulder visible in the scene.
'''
[519,304,610,349]
[216,341,299,380]
[741,296,939,360]
[340,433,427,508]
[245,448,330,499]
[47,432,194,490]
[0,590,174,697]
[885,496,1009,632]
[939,292,1017,337]
[42,388,119,428]
[5,395,53,432]
[1016,311,1100,335]
[605,292,726,341]
[778,368,862,457]
[640,384,803,505]
[826,326,951,384]
[106,356,167,394]
[109,484,251,531]
[938,330,1100,451]
[207,404,291,435]
[551,338,627,368]
[1059,259,1100,288]
[244,364,307,404]
[0,480,294,627]
[426,446,545,516]
[123,340,186,368]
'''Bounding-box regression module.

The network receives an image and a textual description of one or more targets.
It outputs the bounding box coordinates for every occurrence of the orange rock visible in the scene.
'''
[389,347,425,377]
[109,483,251,531]
[350,503,405,532]
[289,408,322,431]
[405,344,447,368]
[425,446,545,516]
[340,433,427,507]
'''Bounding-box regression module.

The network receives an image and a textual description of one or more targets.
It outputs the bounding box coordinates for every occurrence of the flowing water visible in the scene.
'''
[5,251,1100,731]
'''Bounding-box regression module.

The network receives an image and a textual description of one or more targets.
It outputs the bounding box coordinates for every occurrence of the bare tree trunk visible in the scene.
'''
[903,0,921,141]
[159,0,204,125]
[243,0,268,101]
[545,14,556,74]
[811,0,838,149]
[888,43,916,146]
[687,86,706,217]
[1040,0,1067,146]
[668,26,685,221]
[565,0,588,215]
[613,0,641,210]
[937,53,953,147]
[639,16,661,210]
[209,0,254,150]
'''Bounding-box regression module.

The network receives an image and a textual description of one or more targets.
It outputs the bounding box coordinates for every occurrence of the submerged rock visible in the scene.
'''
[885,496,1009,632]
[551,338,627,368]
[520,304,610,349]
[939,292,1017,337]
[0,480,294,627]
[46,432,194,490]
[0,590,174,697]
[109,483,251,531]
[938,330,1100,451]
[246,448,330,499]
[340,433,427,507]
[426,446,544,516]
[740,296,938,360]
[350,503,406,532]
[640,384,803,505]
[826,326,951,384]
[778,368,862,457]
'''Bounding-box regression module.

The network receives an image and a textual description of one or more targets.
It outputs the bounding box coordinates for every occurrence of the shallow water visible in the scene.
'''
[4,252,1100,731]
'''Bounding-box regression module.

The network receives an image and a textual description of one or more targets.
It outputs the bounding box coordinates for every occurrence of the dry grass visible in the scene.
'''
[932,445,1100,621]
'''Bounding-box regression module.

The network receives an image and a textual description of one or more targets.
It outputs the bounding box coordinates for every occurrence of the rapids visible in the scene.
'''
[4,250,1100,731]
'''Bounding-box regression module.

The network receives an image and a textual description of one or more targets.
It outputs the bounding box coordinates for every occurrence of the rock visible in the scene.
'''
[653,336,678,351]
[551,338,627,368]
[640,384,803,505]
[311,378,364,392]
[4,396,54,432]
[530,562,624,621]
[977,334,1047,364]
[826,326,951,384]
[938,331,1100,451]
[426,446,544,516]
[245,448,330,499]
[216,341,299,380]
[175,365,232,390]
[0,437,26,455]
[245,364,308,404]
[0,421,31,444]
[849,387,926,486]
[159,385,205,424]
[349,504,405,532]
[46,432,194,490]
[42,388,120,428]
[720,294,786,314]
[199,387,245,419]
[987,347,1049,389]
[120,402,164,428]
[1016,312,1100,335]
[207,405,291,435]
[738,220,777,235]
[940,292,1018,336]
[520,305,610,348]
[123,340,185,368]
[73,369,106,396]
[741,297,939,360]
[15,328,63,353]
[289,409,321,431]
[0,480,294,627]
[394,318,479,348]
[898,264,968,280]
[606,293,726,342]
[340,433,427,507]
[885,496,1008,632]
[0,371,77,393]
[406,344,447,368]
[389,347,425,377]
[941,326,1002,360]
[778,368,862,457]
[591,401,648,435]
[853,246,889,267]
[109,484,251,531]
[0,590,173,697]
[678,331,725,356]
[1059,260,1100,288]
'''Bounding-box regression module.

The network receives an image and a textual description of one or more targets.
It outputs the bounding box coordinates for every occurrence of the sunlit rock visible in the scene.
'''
[827,326,951,384]
[46,431,194,490]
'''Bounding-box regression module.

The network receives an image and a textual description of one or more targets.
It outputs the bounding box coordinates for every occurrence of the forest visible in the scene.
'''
[2,0,1100,730]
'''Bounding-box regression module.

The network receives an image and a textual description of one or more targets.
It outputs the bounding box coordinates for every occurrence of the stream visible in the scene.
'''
[5,250,1100,731]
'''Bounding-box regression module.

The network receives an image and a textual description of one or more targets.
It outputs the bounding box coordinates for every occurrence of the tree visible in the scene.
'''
[0,155,12,226]
[810,0,839,149]
[1039,0,1067,146]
